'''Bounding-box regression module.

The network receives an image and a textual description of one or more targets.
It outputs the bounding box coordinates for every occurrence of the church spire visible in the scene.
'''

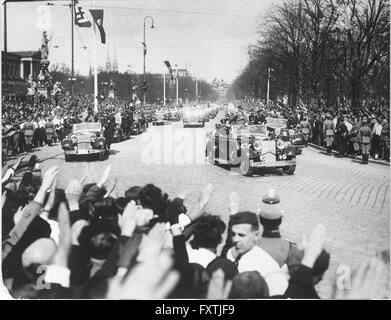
[112,45,118,73]
[106,47,112,72]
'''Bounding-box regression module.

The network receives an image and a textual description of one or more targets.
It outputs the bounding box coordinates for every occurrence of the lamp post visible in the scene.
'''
[143,16,155,105]
[175,64,179,106]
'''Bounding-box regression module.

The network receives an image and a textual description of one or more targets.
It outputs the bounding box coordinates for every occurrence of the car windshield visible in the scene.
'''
[73,123,101,133]
[265,118,287,129]
[248,125,267,134]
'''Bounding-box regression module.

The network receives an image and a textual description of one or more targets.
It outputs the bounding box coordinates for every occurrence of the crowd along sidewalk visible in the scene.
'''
[308,143,390,166]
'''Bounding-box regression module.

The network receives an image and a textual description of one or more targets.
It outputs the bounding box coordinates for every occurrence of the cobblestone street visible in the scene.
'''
[29,114,390,298]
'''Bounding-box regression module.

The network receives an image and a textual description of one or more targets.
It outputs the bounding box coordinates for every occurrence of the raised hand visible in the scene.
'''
[120,200,138,237]
[301,224,327,268]
[228,192,241,216]
[53,202,71,267]
[41,166,60,192]
[43,176,58,214]
[97,164,112,188]
[137,223,168,264]
[199,183,214,210]
[107,251,179,299]
[34,166,60,205]
[13,206,24,225]
[334,257,388,299]
[13,155,24,169]
[65,179,82,209]
[104,174,120,198]
[207,269,232,299]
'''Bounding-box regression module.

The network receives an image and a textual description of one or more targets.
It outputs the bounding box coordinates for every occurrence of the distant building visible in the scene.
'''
[176,69,190,77]
[164,68,190,79]
[2,50,41,93]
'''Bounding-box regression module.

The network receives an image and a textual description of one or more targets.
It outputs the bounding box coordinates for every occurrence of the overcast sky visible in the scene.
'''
[5,0,282,83]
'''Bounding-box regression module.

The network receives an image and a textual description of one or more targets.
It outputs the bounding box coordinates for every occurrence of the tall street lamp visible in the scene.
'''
[142,16,155,105]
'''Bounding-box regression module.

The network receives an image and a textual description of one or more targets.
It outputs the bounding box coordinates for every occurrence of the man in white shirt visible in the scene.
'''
[226,211,288,296]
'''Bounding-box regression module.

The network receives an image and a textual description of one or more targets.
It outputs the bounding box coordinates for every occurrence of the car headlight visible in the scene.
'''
[90,134,97,142]
[253,141,262,151]
[71,135,78,144]
[277,140,286,150]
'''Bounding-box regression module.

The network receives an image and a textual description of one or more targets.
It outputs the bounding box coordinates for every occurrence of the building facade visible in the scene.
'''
[2,50,41,93]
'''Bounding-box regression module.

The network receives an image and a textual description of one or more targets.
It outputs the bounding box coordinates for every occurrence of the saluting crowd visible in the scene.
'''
[1,160,389,299]
[1,94,157,158]
[1,93,390,299]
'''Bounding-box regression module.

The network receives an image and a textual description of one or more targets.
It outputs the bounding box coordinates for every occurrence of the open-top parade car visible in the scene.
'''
[183,108,205,128]
[265,118,305,155]
[152,110,172,126]
[62,122,108,162]
[205,123,297,177]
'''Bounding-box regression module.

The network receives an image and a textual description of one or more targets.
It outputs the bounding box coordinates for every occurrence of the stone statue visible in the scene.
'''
[109,79,115,90]
[41,31,49,60]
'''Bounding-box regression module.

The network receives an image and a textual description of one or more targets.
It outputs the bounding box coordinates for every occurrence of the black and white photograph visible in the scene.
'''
[1,0,390,301]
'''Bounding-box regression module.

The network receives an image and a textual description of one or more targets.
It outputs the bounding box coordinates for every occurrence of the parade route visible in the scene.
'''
[23,113,390,298]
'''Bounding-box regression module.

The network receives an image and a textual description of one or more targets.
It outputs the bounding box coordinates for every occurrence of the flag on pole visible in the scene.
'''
[89,9,106,44]
[164,61,174,80]
[74,1,92,27]
[142,42,147,56]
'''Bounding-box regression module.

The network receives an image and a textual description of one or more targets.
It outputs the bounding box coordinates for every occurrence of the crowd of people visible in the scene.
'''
[226,99,390,163]
[1,94,156,158]
[1,158,389,299]
[1,93,389,299]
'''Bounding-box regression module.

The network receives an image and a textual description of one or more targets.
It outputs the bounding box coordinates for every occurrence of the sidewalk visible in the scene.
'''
[308,143,390,166]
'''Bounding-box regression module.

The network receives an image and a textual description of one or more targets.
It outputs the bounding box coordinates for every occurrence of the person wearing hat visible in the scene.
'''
[357,117,372,164]
[229,106,248,126]
[322,112,335,155]
[224,211,288,296]
[257,189,296,268]
[299,114,312,147]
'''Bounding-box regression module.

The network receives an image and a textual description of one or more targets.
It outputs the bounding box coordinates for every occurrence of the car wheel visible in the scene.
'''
[240,158,254,177]
[283,164,296,175]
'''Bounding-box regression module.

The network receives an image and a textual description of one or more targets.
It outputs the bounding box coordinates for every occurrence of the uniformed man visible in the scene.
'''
[229,106,248,126]
[104,115,116,150]
[257,189,296,268]
[357,117,372,165]
[22,116,36,151]
[44,117,55,146]
[322,113,335,155]
[300,115,312,146]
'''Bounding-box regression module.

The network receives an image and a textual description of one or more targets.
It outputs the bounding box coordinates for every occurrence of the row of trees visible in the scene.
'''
[49,63,219,103]
[230,0,390,112]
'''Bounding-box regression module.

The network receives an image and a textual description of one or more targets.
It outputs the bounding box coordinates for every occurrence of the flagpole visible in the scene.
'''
[267,67,270,105]
[163,67,166,107]
[92,0,98,113]
[71,0,74,95]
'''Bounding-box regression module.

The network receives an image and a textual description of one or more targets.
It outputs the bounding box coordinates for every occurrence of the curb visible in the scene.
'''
[308,143,390,166]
